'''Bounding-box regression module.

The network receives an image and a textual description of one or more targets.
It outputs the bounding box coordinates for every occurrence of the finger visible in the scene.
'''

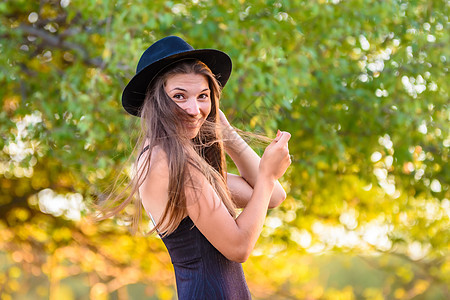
[276,131,291,145]
[274,129,282,142]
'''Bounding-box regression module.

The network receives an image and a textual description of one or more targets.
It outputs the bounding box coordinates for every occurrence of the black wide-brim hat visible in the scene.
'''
[122,36,232,116]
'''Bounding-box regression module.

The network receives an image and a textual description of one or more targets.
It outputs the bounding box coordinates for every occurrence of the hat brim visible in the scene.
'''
[122,49,232,116]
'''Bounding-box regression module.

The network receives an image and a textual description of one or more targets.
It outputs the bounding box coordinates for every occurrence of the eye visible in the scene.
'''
[198,93,209,100]
[172,94,185,100]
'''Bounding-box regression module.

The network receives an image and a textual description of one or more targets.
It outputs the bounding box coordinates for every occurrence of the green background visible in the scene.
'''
[0,0,448,299]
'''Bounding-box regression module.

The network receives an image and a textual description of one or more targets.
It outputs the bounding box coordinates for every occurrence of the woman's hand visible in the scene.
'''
[259,130,291,181]
[218,109,232,128]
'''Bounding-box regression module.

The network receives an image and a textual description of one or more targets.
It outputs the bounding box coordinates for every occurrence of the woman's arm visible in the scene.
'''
[219,110,287,208]
[187,131,291,262]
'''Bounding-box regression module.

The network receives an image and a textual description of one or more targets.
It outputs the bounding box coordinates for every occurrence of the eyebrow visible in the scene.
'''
[169,87,210,93]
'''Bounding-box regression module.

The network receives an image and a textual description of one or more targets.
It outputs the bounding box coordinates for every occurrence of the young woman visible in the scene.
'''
[111,36,291,299]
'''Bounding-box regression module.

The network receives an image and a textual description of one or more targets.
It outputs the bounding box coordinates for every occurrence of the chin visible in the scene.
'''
[190,132,200,139]
[186,130,200,140]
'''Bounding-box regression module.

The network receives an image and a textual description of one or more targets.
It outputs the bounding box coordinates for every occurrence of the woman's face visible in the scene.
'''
[164,73,212,139]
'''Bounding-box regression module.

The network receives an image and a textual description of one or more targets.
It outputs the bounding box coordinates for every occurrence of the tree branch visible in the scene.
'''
[17,25,105,69]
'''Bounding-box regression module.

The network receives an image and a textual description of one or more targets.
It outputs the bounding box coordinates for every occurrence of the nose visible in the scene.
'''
[184,98,200,116]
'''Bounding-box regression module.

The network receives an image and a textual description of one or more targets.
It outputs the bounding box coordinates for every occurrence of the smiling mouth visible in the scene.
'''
[186,119,203,128]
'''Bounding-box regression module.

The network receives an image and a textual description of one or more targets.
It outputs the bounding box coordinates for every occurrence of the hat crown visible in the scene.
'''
[136,36,194,73]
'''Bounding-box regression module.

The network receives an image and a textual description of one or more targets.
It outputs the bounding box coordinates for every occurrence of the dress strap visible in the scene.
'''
[147,210,157,226]
[147,210,161,234]
[138,145,150,161]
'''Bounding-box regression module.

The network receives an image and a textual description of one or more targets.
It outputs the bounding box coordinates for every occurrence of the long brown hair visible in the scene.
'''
[95,60,236,236]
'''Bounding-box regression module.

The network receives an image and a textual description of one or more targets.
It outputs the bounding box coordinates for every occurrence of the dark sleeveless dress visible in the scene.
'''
[160,216,252,299]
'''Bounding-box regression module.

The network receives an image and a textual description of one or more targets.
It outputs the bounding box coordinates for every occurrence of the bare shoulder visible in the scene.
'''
[184,165,231,225]
[137,145,170,222]
[137,145,169,179]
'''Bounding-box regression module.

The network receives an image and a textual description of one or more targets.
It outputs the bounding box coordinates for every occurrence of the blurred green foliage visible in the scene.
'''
[0,0,448,299]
